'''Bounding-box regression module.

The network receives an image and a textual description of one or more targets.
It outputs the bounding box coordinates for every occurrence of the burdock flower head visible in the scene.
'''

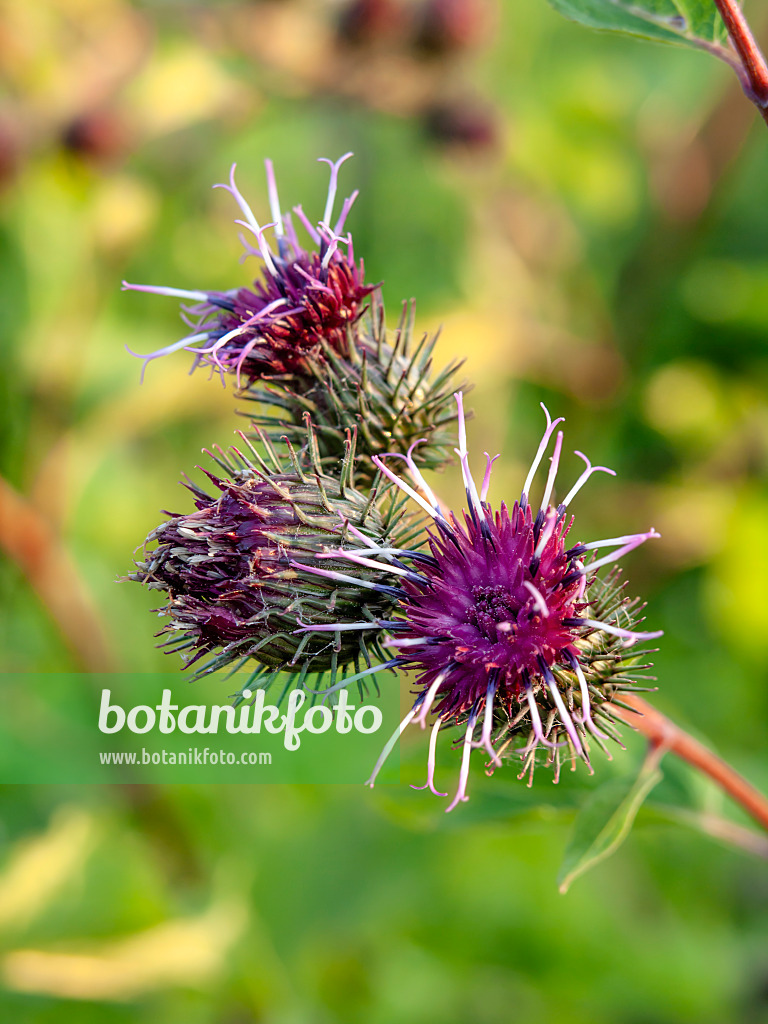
[123,153,372,383]
[308,394,662,810]
[131,422,403,687]
[122,155,463,484]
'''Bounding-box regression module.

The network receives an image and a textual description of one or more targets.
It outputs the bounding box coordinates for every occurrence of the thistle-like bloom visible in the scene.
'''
[123,155,463,484]
[304,394,662,810]
[123,154,373,384]
[131,424,401,688]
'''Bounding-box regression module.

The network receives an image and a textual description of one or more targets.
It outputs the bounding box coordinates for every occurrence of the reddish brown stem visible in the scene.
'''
[0,475,116,672]
[714,0,768,123]
[610,694,768,833]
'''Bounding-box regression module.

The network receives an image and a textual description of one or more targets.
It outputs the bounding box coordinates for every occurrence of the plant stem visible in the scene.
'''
[714,0,768,123]
[609,694,768,832]
[658,806,768,858]
[0,475,116,672]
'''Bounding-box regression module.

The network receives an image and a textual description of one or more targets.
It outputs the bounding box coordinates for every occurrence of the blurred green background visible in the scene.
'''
[1,0,767,1020]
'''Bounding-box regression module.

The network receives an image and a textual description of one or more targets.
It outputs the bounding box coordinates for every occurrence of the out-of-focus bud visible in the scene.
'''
[336,0,406,47]
[412,0,487,57]
[61,108,130,165]
[422,97,498,151]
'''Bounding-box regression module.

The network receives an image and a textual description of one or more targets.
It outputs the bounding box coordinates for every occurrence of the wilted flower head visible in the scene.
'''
[131,423,401,686]
[123,153,372,384]
[307,394,662,810]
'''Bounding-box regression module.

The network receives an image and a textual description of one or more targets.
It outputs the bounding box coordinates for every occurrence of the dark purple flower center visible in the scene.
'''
[466,584,519,639]
[396,502,584,717]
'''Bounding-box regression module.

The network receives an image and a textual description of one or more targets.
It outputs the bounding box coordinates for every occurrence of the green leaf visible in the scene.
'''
[548,0,731,52]
[557,759,663,893]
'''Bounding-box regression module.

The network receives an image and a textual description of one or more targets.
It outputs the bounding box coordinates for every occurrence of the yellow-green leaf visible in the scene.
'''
[558,761,663,893]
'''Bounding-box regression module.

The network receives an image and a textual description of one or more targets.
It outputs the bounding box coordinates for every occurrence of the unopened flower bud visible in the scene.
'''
[131,425,401,684]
